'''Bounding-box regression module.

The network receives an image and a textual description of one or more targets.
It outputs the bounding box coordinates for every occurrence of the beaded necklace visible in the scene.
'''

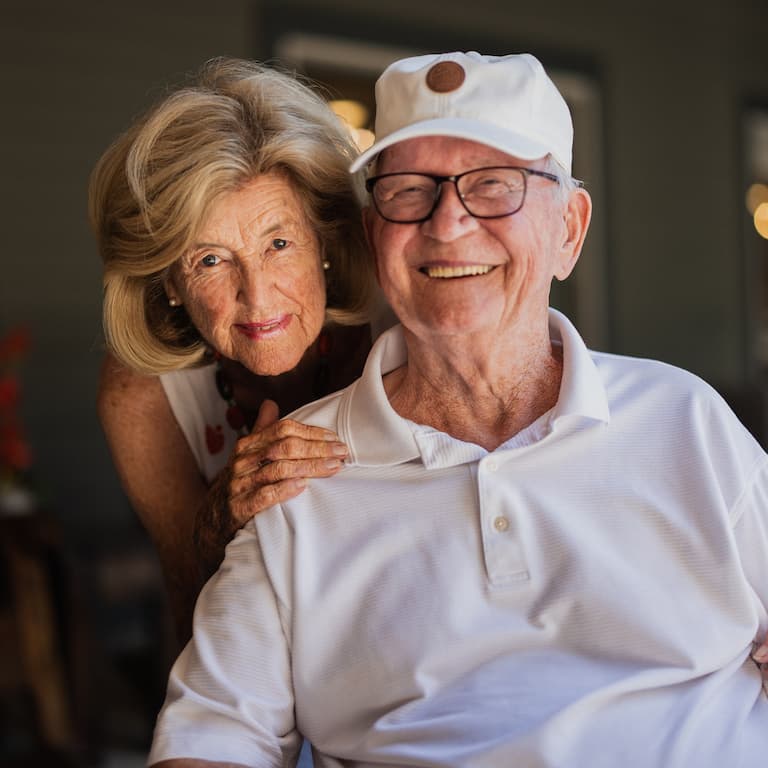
[214,329,332,437]
[214,363,249,437]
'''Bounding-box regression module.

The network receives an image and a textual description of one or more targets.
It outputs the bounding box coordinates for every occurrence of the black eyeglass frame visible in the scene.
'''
[364,166,562,224]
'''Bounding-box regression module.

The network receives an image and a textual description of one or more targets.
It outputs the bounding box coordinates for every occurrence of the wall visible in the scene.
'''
[2,0,767,761]
[4,0,765,531]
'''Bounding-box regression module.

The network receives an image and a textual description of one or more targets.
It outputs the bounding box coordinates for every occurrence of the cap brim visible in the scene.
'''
[349,117,553,172]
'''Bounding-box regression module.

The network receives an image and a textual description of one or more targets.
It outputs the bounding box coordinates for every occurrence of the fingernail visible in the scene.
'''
[753,644,768,663]
[331,442,348,456]
[324,459,343,470]
[291,478,307,490]
[322,431,341,441]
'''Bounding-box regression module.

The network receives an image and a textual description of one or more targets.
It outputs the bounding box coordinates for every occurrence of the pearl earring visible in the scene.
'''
[169,298,180,307]
[322,260,331,271]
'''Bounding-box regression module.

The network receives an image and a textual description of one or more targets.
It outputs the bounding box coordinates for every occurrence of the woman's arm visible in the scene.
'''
[97,354,209,644]
[97,354,350,645]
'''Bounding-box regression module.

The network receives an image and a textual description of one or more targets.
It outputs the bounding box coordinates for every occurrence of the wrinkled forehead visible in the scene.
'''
[375,136,544,174]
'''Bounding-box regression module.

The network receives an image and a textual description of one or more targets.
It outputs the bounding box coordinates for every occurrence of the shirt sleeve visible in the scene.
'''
[147,518,301,768]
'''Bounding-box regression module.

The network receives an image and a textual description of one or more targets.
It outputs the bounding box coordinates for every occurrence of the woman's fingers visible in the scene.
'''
[230,477,310,520]
[254,398,280,430]
[753,641,768,679]
[222,414,349,525]
[231,439,348,478]
[245,417,342,449]
[232,426,348,478]
[263,432,348,462]
[229,455,345,497]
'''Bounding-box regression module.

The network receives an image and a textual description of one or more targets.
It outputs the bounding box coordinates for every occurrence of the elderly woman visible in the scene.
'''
[89,57,389,643]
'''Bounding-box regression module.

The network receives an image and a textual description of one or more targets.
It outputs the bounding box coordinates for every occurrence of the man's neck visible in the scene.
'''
[383,324,563,451]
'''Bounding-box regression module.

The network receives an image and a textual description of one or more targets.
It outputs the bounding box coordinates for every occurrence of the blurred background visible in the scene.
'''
[1,0,767,765]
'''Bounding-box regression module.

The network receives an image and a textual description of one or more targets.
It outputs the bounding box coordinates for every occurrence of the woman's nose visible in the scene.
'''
[237,262,272,306]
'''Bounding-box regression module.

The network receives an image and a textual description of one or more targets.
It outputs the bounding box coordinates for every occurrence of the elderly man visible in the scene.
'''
[149,52,768,768]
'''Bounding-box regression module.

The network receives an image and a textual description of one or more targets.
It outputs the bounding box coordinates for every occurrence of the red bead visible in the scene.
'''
[317,331,331,357]
[226,405,246,430]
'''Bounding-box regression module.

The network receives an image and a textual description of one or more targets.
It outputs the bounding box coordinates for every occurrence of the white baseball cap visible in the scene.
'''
[349,51,573,174]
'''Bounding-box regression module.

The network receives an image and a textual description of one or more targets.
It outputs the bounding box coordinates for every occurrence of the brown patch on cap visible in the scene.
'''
[425,61,466,93]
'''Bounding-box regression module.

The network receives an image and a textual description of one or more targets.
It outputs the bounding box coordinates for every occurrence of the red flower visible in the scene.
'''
[0,375,19,409]
[0,326,33,476]
[0,327,30,362]
[0,433,33,471]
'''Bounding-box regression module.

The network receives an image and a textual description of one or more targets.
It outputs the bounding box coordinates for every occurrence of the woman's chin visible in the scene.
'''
[237,349,305,378]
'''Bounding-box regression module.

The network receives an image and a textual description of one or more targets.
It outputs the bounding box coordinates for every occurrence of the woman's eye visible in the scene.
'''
[200,253,220,267]
[272,238,288,250]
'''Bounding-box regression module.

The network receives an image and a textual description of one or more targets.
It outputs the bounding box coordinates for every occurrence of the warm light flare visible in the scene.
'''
[755,202,768,240]
[746,183,768,215]
[354,128,375,152]
[329,99,375,152]
[329,99,369,129]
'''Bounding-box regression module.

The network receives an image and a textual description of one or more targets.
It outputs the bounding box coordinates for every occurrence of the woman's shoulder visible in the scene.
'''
[97,354,193,487]
[98,353,167,423]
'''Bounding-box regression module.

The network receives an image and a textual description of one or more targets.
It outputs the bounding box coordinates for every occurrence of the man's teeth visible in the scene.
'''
[422,265,494,278]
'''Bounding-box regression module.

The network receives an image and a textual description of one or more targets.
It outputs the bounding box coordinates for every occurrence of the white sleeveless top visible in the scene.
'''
[160,364,236,484]
[160,298,397,484]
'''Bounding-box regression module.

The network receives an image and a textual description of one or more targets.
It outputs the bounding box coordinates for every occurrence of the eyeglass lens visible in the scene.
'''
[371,167,528,223]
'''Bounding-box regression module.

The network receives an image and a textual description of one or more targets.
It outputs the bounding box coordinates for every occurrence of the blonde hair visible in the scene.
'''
[89,57,375,374]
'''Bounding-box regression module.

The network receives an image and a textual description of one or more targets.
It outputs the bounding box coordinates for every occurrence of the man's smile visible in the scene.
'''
[418,264,497,278]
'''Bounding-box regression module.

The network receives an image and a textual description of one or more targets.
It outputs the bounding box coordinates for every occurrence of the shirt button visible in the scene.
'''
[486,460,498,472]
[493,515,509,532]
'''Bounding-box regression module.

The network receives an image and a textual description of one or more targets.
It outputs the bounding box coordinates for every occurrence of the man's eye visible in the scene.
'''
[474,176,507,190]
[377,178,431,202]
[200,253,221,267]
[394,185,430,198]
[272,238,288,250]
[377,185,431,206]
[476,176,505,188]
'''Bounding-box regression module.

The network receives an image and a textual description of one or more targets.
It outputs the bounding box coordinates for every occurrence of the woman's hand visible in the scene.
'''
[193,399,348,579]
[754,636,768,688]
[225,398,348,525]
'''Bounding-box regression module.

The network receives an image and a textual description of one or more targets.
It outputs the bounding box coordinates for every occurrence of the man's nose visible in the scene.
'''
[421,181,479,241]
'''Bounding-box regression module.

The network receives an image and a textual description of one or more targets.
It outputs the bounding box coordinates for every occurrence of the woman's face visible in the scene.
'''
[168,173,326,376]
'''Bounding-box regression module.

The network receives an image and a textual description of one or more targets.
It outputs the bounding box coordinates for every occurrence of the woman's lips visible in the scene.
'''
[235,315,291,339]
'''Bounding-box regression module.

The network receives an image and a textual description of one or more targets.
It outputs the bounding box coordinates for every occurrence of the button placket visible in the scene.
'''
[477,456,529,586]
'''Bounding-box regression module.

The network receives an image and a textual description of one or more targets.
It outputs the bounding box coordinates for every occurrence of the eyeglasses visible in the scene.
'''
[365,166,561,224]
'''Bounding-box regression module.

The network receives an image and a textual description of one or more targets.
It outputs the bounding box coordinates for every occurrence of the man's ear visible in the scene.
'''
[362,206,381,282]
[554,187,592,281]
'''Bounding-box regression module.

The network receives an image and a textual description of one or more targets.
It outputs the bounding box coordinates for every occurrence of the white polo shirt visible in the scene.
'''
[149,309,768,768]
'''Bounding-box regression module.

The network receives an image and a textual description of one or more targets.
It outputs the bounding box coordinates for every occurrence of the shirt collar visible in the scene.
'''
[340,309,609,466]
[341,325,421,466]
[547,308,610,427]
